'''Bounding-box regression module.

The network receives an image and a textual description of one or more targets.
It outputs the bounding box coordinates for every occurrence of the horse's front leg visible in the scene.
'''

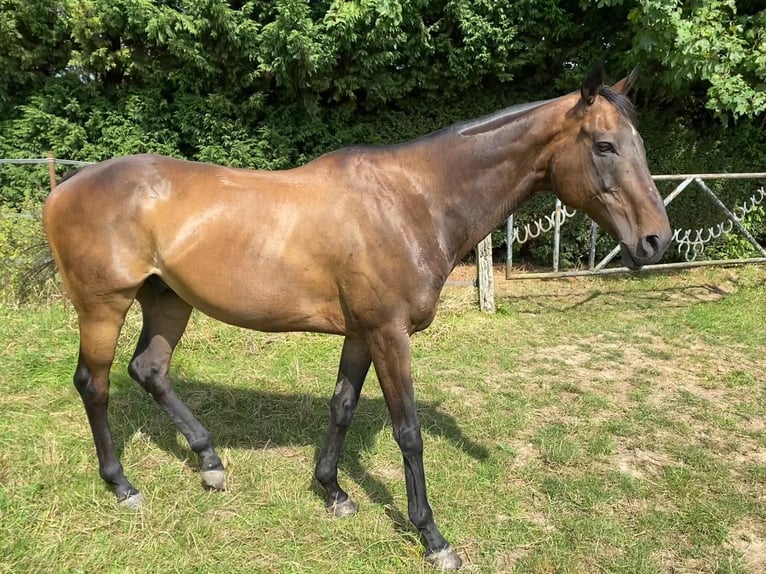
[315,337,371,516]
[367,326,462,570]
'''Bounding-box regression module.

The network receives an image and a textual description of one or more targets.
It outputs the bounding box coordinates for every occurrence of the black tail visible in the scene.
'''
[15,241,57,302]
[6,166,85,301]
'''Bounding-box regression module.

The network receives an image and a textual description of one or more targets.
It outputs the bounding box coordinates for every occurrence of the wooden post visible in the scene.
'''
[505,214,514,279]
[47,151,57,191]
[552,199,562,272]
[476,234,495,313]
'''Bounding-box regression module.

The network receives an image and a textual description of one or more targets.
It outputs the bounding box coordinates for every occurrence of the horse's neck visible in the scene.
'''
[415,104,560,266]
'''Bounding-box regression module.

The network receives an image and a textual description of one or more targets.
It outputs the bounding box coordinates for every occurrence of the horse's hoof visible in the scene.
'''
[425,546,462,571]
[119,492,144,510]
[201,469,227,491]
[327,496,357,518]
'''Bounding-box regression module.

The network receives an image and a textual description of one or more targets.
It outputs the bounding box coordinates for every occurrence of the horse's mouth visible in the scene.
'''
[619,244,643,270]
[619,236,669,270]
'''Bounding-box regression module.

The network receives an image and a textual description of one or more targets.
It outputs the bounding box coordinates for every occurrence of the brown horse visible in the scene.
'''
[43,64,670,570]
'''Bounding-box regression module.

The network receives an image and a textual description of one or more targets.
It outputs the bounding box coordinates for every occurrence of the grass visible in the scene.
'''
[0,265,764,573]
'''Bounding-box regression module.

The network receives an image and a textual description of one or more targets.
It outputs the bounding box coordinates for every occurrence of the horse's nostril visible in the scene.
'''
[640,234,661,258]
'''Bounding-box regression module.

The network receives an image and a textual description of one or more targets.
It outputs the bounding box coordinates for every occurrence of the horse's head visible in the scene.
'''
[548,63,671,269]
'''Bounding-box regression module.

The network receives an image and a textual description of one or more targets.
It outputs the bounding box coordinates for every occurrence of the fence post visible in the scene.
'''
[589,221,598,269]
[553,199,562,272]
[47,151,57,191]
[476,234,495,313]
[505,214,514,279]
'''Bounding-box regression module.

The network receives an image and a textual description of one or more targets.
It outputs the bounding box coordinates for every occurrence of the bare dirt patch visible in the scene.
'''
[727,520,766,574]
[612,446,682,479]
[742,417,766,433]
[447,384,486,408]
[368,464,402,482]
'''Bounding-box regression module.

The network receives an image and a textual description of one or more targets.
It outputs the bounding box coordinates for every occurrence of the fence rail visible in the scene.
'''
[0,158,94,166]
[3,158,765,312]
[456,172,766,311]
[497,172,766,285]
[1,155,94,194]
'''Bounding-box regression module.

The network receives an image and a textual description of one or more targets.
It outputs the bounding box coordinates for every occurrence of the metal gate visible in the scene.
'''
[504,173,766,279]
[472,173,765,312]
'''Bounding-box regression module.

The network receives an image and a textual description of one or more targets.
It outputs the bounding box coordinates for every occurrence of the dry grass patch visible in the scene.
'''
[1,265,764,573]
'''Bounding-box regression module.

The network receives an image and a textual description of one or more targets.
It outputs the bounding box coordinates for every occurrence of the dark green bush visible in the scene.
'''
[1,1,764,271]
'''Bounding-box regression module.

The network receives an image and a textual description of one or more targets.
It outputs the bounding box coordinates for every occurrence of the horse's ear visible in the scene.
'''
[611,67,639,96]
[580,61,604,106]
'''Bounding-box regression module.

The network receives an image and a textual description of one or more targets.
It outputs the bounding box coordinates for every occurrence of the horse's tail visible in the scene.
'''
[3,167,90,302]
[16,241,57,301]
[11,169,83,301]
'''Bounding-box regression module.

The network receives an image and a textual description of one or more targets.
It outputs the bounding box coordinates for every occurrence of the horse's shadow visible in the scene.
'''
[108,375,489,533]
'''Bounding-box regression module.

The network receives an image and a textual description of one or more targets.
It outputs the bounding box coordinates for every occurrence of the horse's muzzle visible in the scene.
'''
[620,233,671,270]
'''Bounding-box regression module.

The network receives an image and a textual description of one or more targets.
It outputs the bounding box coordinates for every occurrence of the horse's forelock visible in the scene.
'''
[598,86,638,126]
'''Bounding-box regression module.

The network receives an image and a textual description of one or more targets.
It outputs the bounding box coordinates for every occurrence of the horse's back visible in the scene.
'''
[43,154,356,332]
[43,152,446,335]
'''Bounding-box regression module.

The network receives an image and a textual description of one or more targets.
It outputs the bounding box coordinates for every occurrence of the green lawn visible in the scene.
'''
[1,266,764,573]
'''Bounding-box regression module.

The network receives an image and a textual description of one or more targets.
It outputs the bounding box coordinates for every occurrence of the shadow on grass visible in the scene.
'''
[497,279,740,313]
[107,375,489,535]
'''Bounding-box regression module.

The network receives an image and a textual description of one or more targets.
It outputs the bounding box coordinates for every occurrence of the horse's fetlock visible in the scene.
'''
[188,430,214,454]
[408,505,434,530]
[99,460,125,484]
[315,458,336,485]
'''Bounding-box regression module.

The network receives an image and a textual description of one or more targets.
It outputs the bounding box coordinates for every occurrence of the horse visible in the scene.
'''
[43,63,670,570]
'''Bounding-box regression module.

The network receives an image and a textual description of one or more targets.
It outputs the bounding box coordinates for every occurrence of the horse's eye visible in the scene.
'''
[596,141,617,155]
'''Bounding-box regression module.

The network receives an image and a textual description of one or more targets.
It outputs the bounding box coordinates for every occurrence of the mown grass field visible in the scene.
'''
[1,265,764,573]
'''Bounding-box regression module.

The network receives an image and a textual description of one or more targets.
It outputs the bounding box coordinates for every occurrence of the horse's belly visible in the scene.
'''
[158,260,347,335]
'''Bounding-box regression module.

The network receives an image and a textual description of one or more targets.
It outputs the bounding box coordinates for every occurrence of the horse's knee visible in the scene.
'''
[73,363,109,405]
[394,424,423,457]
[73,362,90,394]
[329,381,358,428]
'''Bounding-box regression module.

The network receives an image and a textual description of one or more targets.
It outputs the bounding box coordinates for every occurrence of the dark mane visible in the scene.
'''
[458,87,637,138]
[599,86,637,125]
[457,99,551,137]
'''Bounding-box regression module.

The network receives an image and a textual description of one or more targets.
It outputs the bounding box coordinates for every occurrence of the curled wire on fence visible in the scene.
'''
[511,204,577,245]
[673,186,765,261]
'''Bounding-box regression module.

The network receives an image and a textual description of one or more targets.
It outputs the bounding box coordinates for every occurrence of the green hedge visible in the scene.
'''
[2,94,764,272]
[2,0,764,272]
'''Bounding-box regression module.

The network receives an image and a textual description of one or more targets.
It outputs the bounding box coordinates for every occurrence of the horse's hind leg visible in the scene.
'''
[128,278,225,491]
[74,297,141,507]
[315,337,371,516]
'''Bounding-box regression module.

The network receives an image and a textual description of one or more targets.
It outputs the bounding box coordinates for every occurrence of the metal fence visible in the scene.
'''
[3,158,765,312]
[502,173,766,280]
[0,155,94,196]
[0,158,94,167]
